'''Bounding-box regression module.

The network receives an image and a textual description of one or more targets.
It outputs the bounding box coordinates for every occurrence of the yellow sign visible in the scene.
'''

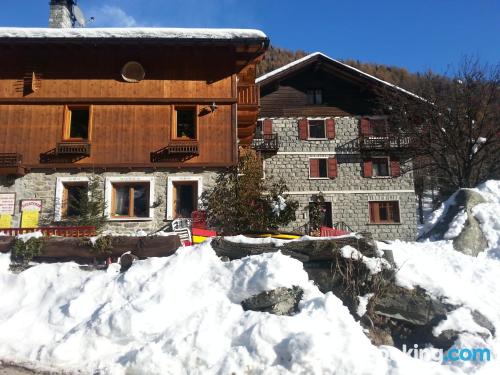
[21,210,40,228]
[0,214,12,228]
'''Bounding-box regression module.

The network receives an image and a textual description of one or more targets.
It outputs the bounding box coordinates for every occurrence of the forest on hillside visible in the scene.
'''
[256,45,422,91]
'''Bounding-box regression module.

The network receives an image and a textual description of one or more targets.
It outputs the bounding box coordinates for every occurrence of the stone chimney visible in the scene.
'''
[49,0,73,28]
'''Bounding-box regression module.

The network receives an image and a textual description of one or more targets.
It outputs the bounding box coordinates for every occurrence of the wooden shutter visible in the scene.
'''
[360,118,372,135]
[391,159,401,177]
[263,119,273,135]
[298,118,308,140]
[363,160,373,177]
[326,118,336,139]
[309,159,320,178]
[369,202,378,223]
[328,157,338,179]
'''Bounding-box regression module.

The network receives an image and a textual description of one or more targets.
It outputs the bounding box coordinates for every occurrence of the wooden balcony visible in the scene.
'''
[238,84,259,106]
[151,141,199,162]
[359,134,413,151]
[0,153,25,176]
[252,134,279,152]
[56,142,91,156]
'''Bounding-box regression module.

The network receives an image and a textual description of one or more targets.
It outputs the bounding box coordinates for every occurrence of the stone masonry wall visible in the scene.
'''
[261,116,418,241]
[0,170,218,234]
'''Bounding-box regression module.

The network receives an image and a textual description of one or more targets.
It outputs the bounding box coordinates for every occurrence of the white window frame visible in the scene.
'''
[308,156,330,180]
[307,118,328,140]
[105,176,155,221]
[54,176,90,222]
[167,176,203,220]
[371,156,391,178]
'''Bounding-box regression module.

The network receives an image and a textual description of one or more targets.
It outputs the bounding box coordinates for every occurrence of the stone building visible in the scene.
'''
[0,3,268,234]
[254,53,418,240]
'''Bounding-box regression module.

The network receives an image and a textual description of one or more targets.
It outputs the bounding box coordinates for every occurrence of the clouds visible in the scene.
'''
[88,5,139,27]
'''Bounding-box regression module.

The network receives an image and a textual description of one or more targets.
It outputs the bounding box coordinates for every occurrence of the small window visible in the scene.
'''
[62,183,88,218]
[369,201,400,224]
[255,120,263,138]
[112,183,150,218]
[372,158,390,177]
[307,89,323,105]
[371,119,388,137]
[175,107,197,140]
[65,107,90,140]
[308,120,326,139]
[173,181,198,219]
[310,158,328,178]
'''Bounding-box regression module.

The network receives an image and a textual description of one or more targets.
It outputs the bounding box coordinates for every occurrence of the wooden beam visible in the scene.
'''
[0,97,238,105]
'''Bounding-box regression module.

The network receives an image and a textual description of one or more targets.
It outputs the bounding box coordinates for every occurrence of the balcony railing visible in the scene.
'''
[359,134,413,150]
[56,142,91,156]
[151,141,199,162]
[238,84,259,106]
[252,134,279,152]
[0,153,25,176]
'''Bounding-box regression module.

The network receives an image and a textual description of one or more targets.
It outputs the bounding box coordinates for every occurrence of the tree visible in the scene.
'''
[377,57,499,200]
[201,149,298,234]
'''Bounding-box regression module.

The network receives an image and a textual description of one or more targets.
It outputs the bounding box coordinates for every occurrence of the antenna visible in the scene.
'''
[72,4,86,27]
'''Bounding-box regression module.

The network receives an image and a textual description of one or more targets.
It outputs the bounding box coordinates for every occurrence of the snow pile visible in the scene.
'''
[341,245,391,274]
[443,210,467,240]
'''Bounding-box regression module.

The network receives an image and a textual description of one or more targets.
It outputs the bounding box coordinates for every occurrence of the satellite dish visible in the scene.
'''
[121,62,146,83]
[72,5,86,27]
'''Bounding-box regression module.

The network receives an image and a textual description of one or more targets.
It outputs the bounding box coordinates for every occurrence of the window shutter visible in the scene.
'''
[391,159,401,177]
[298,118,308,140]
[310,159,320,178]
[360,118,371,135]
[263,119,273,135]
[326,118,336,139]
[369,202,377,223]
[363,160,373,177]
[328,157,338,179]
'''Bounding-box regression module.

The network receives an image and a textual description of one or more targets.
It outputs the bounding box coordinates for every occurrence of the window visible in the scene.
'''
[308,120,326,139]
[371,119,388,137]
[111,183,150,218]
[174,107,197,140]
[167,176,203,220]
[307,89,323,105]
[372,157,390,177]
[64,107,90,140]
[369,201,400,224]
[310,158,328,178]
[63,183,88,218]
[309,201,333,228]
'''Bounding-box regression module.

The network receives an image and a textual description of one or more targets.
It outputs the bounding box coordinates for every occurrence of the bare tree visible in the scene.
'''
[377,57,499,200]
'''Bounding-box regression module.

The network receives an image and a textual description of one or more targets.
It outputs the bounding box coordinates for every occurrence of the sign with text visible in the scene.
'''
[0,214,12,228]
[20,199,42,228]
[0,193,16,215]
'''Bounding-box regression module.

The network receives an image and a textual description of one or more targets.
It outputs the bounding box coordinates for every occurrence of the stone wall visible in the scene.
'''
[261,116,418,241]
[0,170,218,234]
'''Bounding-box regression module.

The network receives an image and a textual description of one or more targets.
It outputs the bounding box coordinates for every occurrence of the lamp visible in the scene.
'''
[210,102,218,113]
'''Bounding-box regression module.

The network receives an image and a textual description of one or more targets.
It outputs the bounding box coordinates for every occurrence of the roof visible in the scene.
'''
[0,27,268,44]
[256,52,419,99]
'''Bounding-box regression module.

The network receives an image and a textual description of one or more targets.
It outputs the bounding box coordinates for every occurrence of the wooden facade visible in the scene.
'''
[0,35,268,172]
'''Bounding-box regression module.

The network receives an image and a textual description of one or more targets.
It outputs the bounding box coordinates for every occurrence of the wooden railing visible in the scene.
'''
[56,142,91,156]
[238,84,259,106]
[252,133,279,152]
[0,226,96,237]
[0,153,23,167]
[151,141,199,162]
[359,134,413,150]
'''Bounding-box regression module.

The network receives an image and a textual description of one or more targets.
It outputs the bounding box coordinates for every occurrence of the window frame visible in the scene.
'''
[111,182,151,219]
[307,89,323,105]
[307,119,327,140]
[104,177,155,221]
[62,105,93,142]
[166,176,203,220]
[309,157,329,179]
[172,105,198,141]
[368,200,401,224]
[54,176,90,222]
[371,156,391,178]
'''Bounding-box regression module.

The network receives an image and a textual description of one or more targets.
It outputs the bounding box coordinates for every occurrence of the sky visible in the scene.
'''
[0,0,498,74]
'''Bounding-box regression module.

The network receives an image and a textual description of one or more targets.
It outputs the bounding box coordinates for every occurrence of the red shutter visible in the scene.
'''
[369,202,378,223]
[360,118,372,135]
[298,119,308,140]
[310,159,320,178]
[363,160,373,178]
[328,157,338,179]
[263,119,273,135]
[391,159,401,177]
[326,118,336,139]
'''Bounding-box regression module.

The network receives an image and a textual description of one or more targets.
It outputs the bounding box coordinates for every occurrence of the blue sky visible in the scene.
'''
[0,0,498,74]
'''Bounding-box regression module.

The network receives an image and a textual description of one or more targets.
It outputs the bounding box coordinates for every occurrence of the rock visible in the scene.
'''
[120,253,139,272]
[373,286,447,326]
[471,310,496,336]
[241,286,304,316]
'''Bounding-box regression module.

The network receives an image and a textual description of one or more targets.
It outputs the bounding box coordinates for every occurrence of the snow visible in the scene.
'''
[0,28,267,41]
[256,52,422,100]
[433,307,491,338]
[271,195,287,215]
[341,245,391,275]
[357,293,374,317]
[443,210,467,239]
[15,231,43,242]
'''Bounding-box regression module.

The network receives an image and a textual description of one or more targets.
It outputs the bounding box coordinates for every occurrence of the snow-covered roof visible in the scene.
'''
[0,27,267,41]
[257,52,419,99]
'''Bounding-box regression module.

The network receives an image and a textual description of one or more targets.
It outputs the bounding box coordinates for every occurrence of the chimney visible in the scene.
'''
[49,0,73,28]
